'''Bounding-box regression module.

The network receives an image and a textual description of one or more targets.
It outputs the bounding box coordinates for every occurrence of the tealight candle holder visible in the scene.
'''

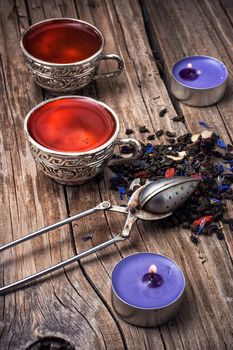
[171,55,228,107]
[111,252,185,327]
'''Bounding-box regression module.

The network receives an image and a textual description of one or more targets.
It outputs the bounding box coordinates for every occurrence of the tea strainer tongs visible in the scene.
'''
[0,176,200,295]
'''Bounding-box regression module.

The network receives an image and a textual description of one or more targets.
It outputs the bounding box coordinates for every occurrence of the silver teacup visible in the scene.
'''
[20,18,124,95]
[24,96,141,185]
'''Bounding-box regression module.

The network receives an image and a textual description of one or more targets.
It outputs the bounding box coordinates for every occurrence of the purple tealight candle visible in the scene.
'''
[111,253,185,327]
[171,55,228,106]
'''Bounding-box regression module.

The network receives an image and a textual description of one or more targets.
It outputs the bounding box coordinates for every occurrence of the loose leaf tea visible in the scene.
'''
[109,128,233,244]
[173,115,185,122]
[159,108,167,117]
[139,125,150,133]
[125,128,134,135]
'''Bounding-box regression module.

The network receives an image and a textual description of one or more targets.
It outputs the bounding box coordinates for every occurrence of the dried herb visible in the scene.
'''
[139,125,150,133]
[156,129,164,138]
[159,108,167,117]
[109,127,233,244]
[166,131,176,138]
[173,115,185,122]
[82,234,93,241]
[147,134,155,140]
[125,128,134,135]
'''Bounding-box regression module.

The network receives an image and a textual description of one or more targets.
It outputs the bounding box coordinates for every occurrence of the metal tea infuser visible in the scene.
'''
[0,176,200,295]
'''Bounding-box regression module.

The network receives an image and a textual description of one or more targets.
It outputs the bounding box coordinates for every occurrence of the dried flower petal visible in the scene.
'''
[191,134,201,143]
[199,120,211,128]
[118,186,127,200]
[210,198,223,205]
[82,234,93,241]
[165,168,175,178]
[193,216,213,227]
[167,151,186,161]
[201,130,213,139]
[217,138,227,149]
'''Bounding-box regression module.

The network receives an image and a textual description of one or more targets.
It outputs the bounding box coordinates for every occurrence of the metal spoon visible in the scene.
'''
[0,176,200,294]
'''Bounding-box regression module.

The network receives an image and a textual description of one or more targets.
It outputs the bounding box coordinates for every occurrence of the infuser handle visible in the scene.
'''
[0,201,111,253]
[0,234,125,295]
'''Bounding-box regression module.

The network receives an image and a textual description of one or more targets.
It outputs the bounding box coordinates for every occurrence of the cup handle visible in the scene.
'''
[108,138,142,166]
[93,54,124,80]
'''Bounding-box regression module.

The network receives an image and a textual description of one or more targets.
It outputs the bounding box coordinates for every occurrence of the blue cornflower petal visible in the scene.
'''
[218,184,231,193]
[117,186,127,200]
[197,219,206,235]
[216,164,224,174]
[217,138,227,149]
[199,120,211,129]
[222,159,233,163]
[210,198,223,205]
[145,146,155,154]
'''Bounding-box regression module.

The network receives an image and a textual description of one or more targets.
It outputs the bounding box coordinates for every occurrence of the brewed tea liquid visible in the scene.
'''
[23,20,102,64]
[28,98,116,152]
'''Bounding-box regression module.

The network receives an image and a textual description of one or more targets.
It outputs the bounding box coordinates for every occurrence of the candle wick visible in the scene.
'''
[142,267,163,288]
[148,264,157,275]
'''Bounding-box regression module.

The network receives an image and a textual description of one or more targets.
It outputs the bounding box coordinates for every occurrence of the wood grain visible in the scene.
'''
[0,0,232,349]
[0,0,124,349]
[142,0,233,348]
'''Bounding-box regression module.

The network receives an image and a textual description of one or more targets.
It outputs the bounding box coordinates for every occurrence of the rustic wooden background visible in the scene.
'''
[0,0,233,349]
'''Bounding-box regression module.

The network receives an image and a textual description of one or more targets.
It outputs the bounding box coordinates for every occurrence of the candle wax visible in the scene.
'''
[28,98,116,152]
[23,20,102,64]
[172,56,227,89]
[112,253,185,309]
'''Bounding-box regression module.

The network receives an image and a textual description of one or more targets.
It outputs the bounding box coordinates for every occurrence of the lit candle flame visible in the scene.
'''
[148,264,157,274]
[187,63,192,69]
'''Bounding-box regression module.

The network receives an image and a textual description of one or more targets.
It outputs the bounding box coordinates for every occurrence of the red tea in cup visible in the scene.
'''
[21,19,124,94]
[22,19,102,64]
[24,96,140,184]
[27,97,116,152]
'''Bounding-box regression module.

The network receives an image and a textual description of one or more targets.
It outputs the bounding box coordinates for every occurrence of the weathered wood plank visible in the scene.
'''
[0,0,125,348]
[0,0,233,349]
[142,0,233,348]
[67,0,233,349]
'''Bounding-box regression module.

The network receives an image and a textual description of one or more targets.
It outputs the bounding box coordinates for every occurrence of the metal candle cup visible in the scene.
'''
[171,55,228,107]
[111,253,185,327]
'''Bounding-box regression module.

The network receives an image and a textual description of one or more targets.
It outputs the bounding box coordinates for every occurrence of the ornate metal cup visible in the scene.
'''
[20,18,124,95]
[24,96,141,185]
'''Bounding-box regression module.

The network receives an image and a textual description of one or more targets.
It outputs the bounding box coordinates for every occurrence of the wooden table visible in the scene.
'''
[0,0,232,349]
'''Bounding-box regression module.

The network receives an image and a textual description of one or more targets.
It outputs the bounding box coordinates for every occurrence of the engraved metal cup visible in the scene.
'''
[24,96,141,185]
[20,18,124,95]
